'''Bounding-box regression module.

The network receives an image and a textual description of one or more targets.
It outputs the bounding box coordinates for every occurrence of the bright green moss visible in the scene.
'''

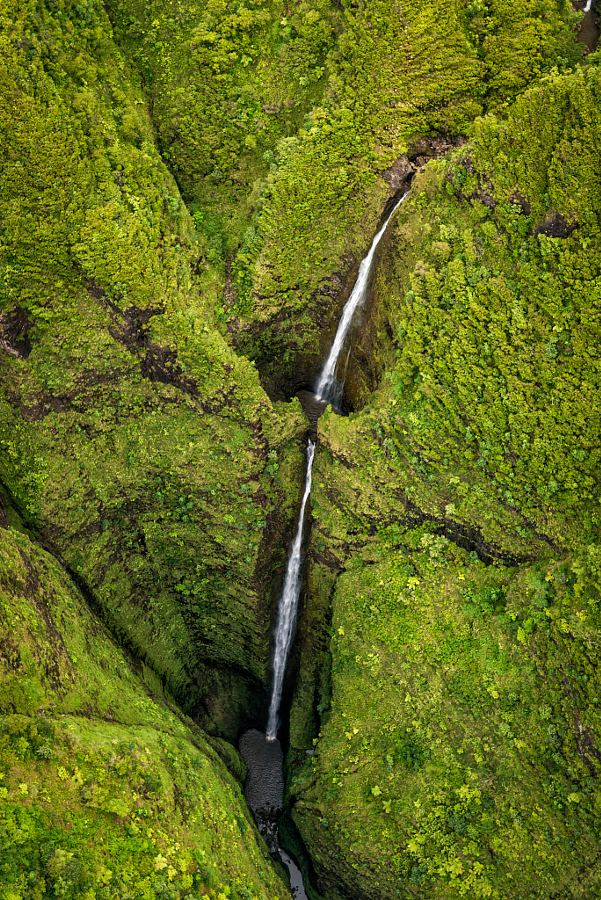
[287,66,601,900]
[1,1,599,898]
[290,536,601,899]
[0,524,290,900]
[0,0,307,734]
[102,0,580,375]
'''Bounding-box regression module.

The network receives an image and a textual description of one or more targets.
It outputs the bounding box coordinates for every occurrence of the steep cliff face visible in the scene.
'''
[1,1,599,898]
[0,515,291,898]
[287,68,601,900]
[103,0,580,395]
[230,0,580,388]
[0,0,308,739]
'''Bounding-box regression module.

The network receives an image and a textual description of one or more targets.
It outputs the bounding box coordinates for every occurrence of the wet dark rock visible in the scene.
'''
[407,134,468,162]
[479,193,497,208]
[0,306,32,359]
[0,496,8,530]
[255,353,324,404]
[535,211,579,239]
[381,155,415,192]
[572,1,600,52]
[239,729,309,899]
[382,137,468,194]
[296,390,330,432]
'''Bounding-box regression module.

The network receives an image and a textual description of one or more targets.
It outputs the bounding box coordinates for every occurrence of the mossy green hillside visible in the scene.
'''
[386,66,601,549]
[0,0,307,735]
[285,67,601,899]
[106,0,340,203]
[1,2,600,898]
[289,539,601,900]
[104,0,579,387]
[240,0,580,383]
[0,522,291,900]
[313,66,601,563]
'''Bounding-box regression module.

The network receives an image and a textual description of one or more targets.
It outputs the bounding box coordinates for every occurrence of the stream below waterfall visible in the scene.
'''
[239,187,410,898]
[573,0,600,50]
[239,730,308,899]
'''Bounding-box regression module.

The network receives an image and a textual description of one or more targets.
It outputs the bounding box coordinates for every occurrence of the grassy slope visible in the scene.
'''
[0,519,290,900]
[287,67,601,900]
[0,0,306,736]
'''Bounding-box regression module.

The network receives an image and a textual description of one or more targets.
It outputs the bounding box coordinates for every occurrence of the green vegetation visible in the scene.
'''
[2,0,601,898]
[0,523,290,899]
[287,64,601,900]
[240,0,581,383]
[290,539,601,899]
[104,0,580,386]
[0,0,306,736]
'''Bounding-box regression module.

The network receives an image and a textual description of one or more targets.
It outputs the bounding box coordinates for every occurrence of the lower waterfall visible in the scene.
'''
[266,439,316,740]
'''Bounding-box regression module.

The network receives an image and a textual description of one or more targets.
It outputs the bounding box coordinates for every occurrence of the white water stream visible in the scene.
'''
[266,440,316,740]
[266,189,409,741]
[315,190,409,405]
[256,187,410,898]
[584,1,592,12]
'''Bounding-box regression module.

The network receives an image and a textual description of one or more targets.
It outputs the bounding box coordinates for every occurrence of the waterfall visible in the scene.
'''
[315,190,409,405]
[266,439,316,740]
[252,188,412,897]
[584,1,592,11]
[265,188,410,741]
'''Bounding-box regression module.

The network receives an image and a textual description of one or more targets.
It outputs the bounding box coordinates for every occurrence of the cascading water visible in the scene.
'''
[315,190,409,406]
[240,441,315,899]
[241,186,411,900]
[266,439,316,740]
[266,191,407,732]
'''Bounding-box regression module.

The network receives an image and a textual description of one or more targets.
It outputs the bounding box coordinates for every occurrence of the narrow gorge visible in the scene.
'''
[2,1,601,899]
[239,188,409,896]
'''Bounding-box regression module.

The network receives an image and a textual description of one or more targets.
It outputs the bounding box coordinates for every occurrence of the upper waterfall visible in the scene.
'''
[315,191,410,406]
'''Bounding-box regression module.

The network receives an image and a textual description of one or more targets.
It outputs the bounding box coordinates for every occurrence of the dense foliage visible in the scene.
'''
[1,0,600,899]
[0,0,305,736]
[104,0,580,387]
[287,63,601,900]
[0,523,289,900]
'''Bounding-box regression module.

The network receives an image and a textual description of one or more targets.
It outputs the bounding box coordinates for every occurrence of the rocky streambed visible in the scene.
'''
[239,729,309,900]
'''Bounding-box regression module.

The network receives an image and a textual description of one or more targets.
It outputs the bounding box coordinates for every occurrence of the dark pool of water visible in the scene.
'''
[572,0,600,51]
[239,729,309,900]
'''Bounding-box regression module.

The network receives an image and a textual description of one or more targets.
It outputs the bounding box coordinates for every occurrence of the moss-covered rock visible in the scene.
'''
[286,67,601,900]
[0,519,291,899]
[1,2,600,898]
[290,541,601,899]
[0,0,308,737]
[102,0,580,391]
